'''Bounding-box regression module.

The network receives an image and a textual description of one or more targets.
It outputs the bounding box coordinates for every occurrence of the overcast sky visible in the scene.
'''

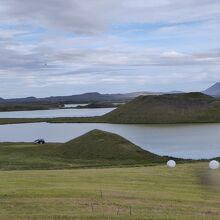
[0,0,220,98]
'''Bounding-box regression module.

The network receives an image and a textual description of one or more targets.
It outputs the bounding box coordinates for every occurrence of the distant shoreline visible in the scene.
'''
[0,101,120,112]
[1,92,220,125]
[1,117,220,125]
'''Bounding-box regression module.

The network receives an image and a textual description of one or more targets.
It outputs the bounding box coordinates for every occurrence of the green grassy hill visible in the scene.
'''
[102,92,220,123]
[60,129,167,164]
[0,130,177,170]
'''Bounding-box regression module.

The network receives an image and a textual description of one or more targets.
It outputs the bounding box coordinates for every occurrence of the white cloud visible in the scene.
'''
[161,51,188,58]
[1,0,220,34]
[0,0,220,97]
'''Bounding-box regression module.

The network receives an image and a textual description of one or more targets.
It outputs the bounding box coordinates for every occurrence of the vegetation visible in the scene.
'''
[0,130,182,170]
[0,129,217,219]
[102,92,220,123]
[0,93,219,219]
[75,101,123,108]
[0,103,62,112]
[0,101,122,112]
[60,129,169,163]
[0,163,219,219]
[0,117,103,125]
[0,118,49,124]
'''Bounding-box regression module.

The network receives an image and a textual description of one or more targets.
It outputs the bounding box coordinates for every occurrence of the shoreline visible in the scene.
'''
[1,117,220,125]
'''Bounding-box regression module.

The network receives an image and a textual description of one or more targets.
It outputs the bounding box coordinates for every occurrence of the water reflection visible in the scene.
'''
[0,108,115,118]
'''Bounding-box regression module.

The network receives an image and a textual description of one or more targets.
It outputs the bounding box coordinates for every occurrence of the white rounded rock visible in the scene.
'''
[167,160,176,168]
[209,160,219,170]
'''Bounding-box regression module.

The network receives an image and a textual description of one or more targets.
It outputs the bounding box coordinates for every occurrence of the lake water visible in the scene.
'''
[64,104,88,108]
[0,108,115,118]
[0,122,219,159]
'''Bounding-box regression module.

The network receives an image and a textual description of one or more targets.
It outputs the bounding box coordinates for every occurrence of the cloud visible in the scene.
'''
[0,0,220,97]
[0,0,119,34]
[1,0,220,34]
[42,46,220,67]
[0,32,220,77]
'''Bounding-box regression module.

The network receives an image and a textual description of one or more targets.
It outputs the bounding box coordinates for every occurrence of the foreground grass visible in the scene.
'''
[0,163,219,220]
[0,141,177,170]
[0,142,140,170]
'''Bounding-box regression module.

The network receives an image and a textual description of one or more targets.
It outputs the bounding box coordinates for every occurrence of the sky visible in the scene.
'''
[0,0,220,98]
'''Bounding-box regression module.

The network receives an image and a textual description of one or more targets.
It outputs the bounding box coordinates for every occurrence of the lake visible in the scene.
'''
[0,108,115,118]
[0,122,219,159]
[64,104,88,108]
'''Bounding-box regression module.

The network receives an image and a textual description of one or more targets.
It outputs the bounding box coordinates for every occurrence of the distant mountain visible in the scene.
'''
[167,90,184,94]
[203,82,220,97]
[2,93,114,104]
[0,97,5,102]
[111,92,163,99]
[5,96,38,103]
[102,92,220,123]
[0,91,177,104]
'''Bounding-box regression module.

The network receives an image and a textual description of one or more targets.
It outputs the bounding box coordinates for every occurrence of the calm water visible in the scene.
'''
[64,104,88,108]
[0,108,115,118]
[0,122,220,159]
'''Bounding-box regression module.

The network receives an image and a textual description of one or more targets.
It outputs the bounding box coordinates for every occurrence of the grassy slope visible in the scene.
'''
[102,92,220,123]
[61,129,168,163]
[0,130,179,170]
[0,163,219,220]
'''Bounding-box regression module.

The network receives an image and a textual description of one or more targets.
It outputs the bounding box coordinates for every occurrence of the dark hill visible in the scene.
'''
[102,92,220,123]
[0,92,141,104]
[60,129,167,164]
[0,91,177,104]
[4,93,115,104]
[0,97,5,103]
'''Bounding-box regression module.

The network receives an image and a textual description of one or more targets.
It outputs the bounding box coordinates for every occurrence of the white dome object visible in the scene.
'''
[167,160,176,168]
[209,160,220,170]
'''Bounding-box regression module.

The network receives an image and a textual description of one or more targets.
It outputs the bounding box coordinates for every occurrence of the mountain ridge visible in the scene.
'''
[203,82,220,97]
[0,91,166,104]
[0,82,219,104]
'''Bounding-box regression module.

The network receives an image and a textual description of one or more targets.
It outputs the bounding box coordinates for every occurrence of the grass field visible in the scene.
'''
[0,141,162,170]
[0,130,218,219]
[0,129,177,170]
[0,163,219,220]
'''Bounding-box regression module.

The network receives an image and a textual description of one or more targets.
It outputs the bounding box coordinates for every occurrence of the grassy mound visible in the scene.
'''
[0,130,179,170]
[60,129,166,164]
[102,92,220,123]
